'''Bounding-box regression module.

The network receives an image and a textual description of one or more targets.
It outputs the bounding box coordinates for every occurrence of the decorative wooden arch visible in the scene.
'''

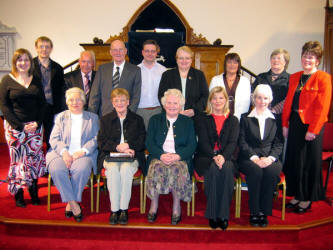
[105,0,209,45]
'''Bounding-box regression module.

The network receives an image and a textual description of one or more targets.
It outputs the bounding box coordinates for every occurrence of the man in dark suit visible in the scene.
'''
[33,36,65,149]
[64,51,96,109]
[88,39,141,117]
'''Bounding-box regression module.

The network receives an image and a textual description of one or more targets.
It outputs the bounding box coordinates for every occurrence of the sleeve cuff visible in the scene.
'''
[60,148,68,156]
[268,156,276,162]
[250,155,259,161]
[81,148,89,155]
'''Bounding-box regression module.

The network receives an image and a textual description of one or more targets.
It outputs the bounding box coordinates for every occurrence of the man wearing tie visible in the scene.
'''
[64,51,96,109]
[88,39,141,116]
[137,40,166,130]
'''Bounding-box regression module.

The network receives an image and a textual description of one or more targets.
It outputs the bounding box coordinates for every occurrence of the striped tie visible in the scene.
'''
[84,74,90,96]
[112,66,120,89]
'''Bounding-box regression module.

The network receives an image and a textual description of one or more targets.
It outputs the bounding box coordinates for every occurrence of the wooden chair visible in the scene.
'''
[235,172,286,220]
[95,168,144,213]
[323,123,333,193]
[47,172,94,212]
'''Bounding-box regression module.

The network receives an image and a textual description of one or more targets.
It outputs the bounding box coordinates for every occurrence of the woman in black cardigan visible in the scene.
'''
[194,86,239,230]
[158,46,209,117]
[238,84,283,227]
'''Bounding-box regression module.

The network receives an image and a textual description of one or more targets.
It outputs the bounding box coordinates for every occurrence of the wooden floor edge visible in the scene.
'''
[1,215,333,231]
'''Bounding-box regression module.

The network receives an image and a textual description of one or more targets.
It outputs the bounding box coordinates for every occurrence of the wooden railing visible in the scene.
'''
[241,66,257,84]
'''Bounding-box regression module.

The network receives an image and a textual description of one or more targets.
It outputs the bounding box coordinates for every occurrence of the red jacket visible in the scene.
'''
[282,70,332,134]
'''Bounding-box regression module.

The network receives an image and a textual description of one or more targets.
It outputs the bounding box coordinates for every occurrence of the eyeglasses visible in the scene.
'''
[111,48,125,53]
[143,50,157,54]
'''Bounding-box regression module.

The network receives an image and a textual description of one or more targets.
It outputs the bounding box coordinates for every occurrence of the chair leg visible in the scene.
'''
[47,173,51,212]
[140,175,144,214]
[325,159,333,193]
[90,173,94,213]
[96,174,100,213]
[143,179,147,213]
[281,181,286,221]
[191,176,195,216]
[235,177,241,218]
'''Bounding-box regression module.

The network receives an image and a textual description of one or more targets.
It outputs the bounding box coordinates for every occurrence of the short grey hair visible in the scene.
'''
[270,48,290,70]
[65,87,86,105]
[80,50,95,65]
[252,84,273,104]
[161,89,185,108]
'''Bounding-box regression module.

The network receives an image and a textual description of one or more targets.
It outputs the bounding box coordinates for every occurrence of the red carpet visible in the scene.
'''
[1,144,333,249]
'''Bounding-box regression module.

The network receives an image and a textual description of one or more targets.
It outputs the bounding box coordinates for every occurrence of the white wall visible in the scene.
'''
[0,0,326,74]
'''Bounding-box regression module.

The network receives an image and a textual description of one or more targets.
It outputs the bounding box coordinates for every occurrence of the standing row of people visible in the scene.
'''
[0,38,331,230]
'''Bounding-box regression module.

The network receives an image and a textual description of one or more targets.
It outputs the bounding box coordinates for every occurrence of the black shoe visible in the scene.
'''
[15,188,26,208]
[293,202,312,214]
[65,209,73,218]
[73,204,83,222]
[209,219,218,229]
[28,179,40,205]
[249,214,260,227]
[259,215,268,227]
[286,201,300,209]
[171,214,181,225]
[109,211,119,225]
[119,210,128,225]
[217,218,228,231]
[147,212,158,223]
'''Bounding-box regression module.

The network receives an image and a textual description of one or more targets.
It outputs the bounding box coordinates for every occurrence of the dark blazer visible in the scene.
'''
[88,62,141,117]
[238,112,283,161]
[97,109,146,174]
[64,69,96,109]
[145,112,197,176]
[252,70,289,107]
[33,57,65,114]
[158,67,209,115]
[194,113,239,176]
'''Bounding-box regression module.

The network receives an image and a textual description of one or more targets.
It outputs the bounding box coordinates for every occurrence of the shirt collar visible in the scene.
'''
[248,108,275,120]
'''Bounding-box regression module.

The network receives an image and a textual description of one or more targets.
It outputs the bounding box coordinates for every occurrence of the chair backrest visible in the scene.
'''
[323,122,333,151]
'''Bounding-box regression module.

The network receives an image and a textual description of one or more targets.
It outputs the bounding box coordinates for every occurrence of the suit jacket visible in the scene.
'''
[194,113,239,176]
[33,57,65,114]
[282,70,332,134]
[158,67,209,115]
[88,61,141,116]
[145,112,197,176]
[97,109,146,173]
[46,110,99,174]
[238,112,283,161]
[64,69,96,109]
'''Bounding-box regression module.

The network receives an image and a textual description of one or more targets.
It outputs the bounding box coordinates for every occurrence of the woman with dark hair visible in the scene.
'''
[0,48,46,207]
[282,41,332,213]
[209,53,251,120]
[194,86,239,230]
[158,46,209,117]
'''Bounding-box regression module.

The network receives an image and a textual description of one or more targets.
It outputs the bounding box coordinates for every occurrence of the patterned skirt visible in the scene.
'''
[145,159,192,202]
[4,121,46,195]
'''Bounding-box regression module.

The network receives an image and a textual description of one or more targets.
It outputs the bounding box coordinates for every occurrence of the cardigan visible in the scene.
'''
[145,112,197,176]
[194,112,239,176]
[282,70,332,134]
[97,109,146,174]
[209,74,251,120]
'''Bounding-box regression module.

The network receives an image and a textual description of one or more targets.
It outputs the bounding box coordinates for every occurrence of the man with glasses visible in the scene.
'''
[137,40,166,129]
[33,36,65,149]
[88,39,141,116]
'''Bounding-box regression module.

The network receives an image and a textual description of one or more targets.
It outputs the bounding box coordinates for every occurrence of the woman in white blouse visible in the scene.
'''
[209,53,251,120]
[46,87,99,222]
[238,84,283,227]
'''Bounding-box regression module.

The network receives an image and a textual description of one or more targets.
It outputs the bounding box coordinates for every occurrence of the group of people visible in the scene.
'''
[0,36,331,230]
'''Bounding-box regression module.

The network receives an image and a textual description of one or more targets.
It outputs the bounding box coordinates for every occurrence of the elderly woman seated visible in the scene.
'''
[145,89,197,225]
[46,87,99,222]
[97,88,146,225]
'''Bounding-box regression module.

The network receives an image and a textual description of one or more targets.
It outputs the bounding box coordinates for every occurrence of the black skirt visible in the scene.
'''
[283,111,325,201]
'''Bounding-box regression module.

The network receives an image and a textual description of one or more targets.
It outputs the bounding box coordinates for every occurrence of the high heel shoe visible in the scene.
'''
[217,218,228,231]
[171,214,181,225]
[73,204,83,222]
[286,200,300,209]
[293,202,312,214]
[65,210,73,218]
[147,212,158,223]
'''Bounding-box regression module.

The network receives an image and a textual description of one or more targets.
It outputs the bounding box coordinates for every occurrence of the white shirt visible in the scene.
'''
[113,61,125,77]
[68,113,83,155]
[162,118,176,153]
[120,117,125,143]
[138,61,166,108]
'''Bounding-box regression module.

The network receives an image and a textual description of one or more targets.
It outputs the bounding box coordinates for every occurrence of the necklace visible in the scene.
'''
[299,74,311,91]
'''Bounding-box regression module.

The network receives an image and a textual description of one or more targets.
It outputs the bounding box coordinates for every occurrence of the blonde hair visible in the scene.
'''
[176,46,194,59]
[205,86,229,115]
[252,84,273,105]
[161,89,185,109]
[65,87,86,105]
[111,88,130,100]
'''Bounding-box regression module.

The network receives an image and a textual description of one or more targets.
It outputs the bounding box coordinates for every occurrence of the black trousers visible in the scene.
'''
[43,104,56,150]
[239,160,282,215]
[204,161,235,220]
